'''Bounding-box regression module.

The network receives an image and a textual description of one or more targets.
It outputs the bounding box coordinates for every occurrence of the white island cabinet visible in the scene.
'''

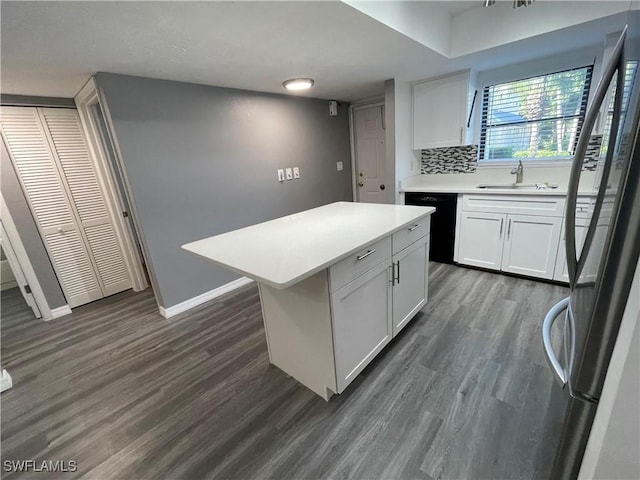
[183,202,434,400]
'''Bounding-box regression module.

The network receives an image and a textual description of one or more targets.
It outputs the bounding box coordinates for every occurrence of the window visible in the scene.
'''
[600,60,638,156]
[479,66,593,162]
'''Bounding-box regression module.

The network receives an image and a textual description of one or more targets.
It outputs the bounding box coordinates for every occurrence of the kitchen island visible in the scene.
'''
[183,202,435,399]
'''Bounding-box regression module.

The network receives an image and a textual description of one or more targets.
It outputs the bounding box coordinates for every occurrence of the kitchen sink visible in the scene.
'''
[476,183,559,190]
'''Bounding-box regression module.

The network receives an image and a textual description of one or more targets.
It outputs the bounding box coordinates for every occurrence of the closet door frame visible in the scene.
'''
[0,107,103,307]
[0,194,53,320]
[75,79,148,292]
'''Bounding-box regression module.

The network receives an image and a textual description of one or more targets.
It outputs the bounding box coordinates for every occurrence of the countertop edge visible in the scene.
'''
[400,186,569,196]
[182,205,436,290]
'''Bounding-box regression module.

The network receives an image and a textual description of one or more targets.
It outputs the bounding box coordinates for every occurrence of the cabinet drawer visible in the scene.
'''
[462,194,566,217]
[329,236,392,293]
[576,197,593,219]
[393,215,430,255]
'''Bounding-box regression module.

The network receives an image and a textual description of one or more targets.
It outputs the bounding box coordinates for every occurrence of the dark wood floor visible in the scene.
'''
[1,264,569,479]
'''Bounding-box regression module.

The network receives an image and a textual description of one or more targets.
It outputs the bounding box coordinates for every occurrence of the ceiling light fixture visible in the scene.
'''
[513,0,535,7]
[282,78,314,91]
[484,0,495,6]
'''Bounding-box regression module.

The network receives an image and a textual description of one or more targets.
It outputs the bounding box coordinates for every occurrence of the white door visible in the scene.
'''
[0,106,131,307]
[457,212,506,270]
[392,235,428,337]
[502,215,562,280]
[354,105,387,203]
[331,261,392,393]
[554,218,588,283]
[0,223,41,318]
[39,108,131,296]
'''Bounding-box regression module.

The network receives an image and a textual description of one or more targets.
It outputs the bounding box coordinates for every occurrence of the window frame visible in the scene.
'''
[473,47,601,168]
[478,65,594,165]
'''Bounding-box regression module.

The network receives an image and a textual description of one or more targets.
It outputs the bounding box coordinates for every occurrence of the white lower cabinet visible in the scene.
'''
[501,215,562,280]
[456,195,565,281]
[392,235,429,336]
[554,218,588,282]
[260,215,432,400]
[457,212,505,270]
[332,261,392,393]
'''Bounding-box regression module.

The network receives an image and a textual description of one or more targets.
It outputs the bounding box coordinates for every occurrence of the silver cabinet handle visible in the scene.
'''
[542,297,570,386]
[408,223,422,232]
[499,218,503,236]
[389,264,396,286]
[507,218,512,238]
[357,249,376,261]
[396,261,400,284]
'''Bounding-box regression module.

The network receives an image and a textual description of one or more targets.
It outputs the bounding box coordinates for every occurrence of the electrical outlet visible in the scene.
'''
[277,169,285,182]
[336,161,343,171]
[285,168,293,180]
[293,167,300,179]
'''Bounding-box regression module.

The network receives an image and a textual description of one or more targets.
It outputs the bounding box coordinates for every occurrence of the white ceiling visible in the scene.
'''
[0,1,635,101]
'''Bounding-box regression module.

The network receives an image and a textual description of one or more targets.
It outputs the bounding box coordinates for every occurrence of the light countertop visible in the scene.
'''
[182,202,435,290]
[401,184,569,195]
[399,169,600,197]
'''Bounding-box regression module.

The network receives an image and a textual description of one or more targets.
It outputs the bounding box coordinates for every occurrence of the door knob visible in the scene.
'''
[57,227,64,234]
[358,181,364,187]
[380,184,386,190]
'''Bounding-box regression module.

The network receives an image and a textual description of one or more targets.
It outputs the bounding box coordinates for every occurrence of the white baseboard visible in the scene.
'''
[159,277,254,319]
[1,369,13,393]
[50,305,72,319]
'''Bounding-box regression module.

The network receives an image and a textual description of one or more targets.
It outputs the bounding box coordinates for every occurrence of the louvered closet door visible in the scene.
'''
[39,108,131,296]
[0,106,102,307]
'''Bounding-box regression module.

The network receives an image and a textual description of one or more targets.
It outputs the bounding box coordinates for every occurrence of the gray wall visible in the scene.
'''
[95,73,352,308]
[1,141,67,309]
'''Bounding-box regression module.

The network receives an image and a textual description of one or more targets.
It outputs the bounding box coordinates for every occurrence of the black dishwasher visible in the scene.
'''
[405,192,457,264]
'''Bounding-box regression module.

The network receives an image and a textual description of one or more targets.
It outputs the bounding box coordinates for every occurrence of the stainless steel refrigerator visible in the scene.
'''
[541,14,640,480]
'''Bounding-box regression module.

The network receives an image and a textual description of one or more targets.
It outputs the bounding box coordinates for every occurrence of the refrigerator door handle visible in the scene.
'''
[542,297,571,386]
[566,26,627,287]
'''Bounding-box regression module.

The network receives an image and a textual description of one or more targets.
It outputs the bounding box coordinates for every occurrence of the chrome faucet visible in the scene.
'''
[511,160,524,184]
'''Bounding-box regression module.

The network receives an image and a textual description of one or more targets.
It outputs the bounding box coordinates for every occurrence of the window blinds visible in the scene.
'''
[479,66,593,161]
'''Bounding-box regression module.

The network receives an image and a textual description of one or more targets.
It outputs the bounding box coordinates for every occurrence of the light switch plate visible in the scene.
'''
[336,161,344,171]
[293,167,300,179]
[277,169,285,182]
[285,168,293,180]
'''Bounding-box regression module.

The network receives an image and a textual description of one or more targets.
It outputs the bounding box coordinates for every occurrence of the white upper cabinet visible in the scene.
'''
[412,71,470,150]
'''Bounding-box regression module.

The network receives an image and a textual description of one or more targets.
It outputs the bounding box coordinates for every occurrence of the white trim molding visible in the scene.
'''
[0,193,53,320]
[50,305,72,319]
[159,277,254,319]
[74,78,149,293]
[1,369,13,393]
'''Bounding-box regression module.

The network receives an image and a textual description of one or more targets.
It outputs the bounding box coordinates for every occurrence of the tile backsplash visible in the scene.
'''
[582,134,603,171]
[420,145,477,174]
[420,135,603,174]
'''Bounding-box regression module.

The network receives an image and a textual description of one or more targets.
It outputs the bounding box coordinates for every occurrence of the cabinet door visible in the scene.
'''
[412,72,468,149]
[392,235,428,337]
[457,212,506,270]
[502,215,562,280]
[39,108,132,297]
[331,261,392,394]
[0,106,103,307]
[553,219,588,283]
